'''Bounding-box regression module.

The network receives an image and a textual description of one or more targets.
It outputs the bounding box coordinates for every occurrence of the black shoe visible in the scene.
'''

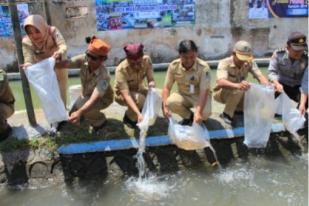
[92,120,108,132]
[274,113,282,119]
[123,115,137,129]
[234,111,244,116]
[56,121,69,131]
[179,118,193,126]
[0,125,12,142]
[219,112,233,125]
[179,113,193,126]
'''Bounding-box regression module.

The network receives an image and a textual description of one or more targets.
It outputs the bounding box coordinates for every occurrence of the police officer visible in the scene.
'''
[162,40,212,125]
[268,31,308,105]
[114,43,155,128]
[0,69,15,141]
[214,40,269,124]
[56,36,113,131]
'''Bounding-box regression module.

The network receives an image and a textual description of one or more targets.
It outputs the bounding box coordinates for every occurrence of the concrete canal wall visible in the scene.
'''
[0,0,307,70]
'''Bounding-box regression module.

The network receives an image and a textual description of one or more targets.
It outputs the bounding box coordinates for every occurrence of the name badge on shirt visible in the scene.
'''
[189,84,195,94]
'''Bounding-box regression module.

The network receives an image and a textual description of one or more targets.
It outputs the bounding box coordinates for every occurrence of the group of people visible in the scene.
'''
[0,14,307,141]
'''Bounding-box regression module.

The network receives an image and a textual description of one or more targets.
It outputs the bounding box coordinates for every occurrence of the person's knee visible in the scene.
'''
[136,93,146,109]
[233,89,245,97]
[166,96,181,110]
[213,90,224,103]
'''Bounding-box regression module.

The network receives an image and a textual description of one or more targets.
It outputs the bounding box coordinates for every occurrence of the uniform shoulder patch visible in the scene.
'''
[169,59,181,69]
[171,59,181,65]
[199,60,209,67]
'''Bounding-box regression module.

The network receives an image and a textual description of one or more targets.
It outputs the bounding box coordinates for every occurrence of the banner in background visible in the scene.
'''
[95,0,195,31]
[248,0,308,19]
[0,3,29,37]
[267,0,308,17]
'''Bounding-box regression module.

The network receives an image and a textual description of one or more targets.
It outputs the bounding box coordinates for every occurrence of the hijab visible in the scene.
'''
[23,15,57,59]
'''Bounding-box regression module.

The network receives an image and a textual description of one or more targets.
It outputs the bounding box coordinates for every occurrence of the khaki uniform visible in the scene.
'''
[0,69,15,132]
[22,27,68,106]
[214,56,262,117]
[68,54,113,127]
[164,58,212,120]
[114,55,154,121]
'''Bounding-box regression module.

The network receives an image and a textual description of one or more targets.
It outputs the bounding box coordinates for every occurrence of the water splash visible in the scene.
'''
[125,174,173,202]
[136,127,147,179]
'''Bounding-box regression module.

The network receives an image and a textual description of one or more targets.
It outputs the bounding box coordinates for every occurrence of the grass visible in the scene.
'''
[1,68,268,152]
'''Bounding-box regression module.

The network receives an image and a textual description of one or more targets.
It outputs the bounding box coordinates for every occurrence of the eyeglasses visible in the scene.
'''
[86,53,108,62]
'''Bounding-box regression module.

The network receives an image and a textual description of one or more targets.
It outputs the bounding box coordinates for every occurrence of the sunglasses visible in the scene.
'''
[86,53,108,61]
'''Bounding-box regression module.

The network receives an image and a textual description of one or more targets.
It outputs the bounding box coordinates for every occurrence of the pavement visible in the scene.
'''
[7,102,128,140]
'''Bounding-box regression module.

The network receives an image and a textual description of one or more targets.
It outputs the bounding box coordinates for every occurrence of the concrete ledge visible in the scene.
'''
[58,122,284,155]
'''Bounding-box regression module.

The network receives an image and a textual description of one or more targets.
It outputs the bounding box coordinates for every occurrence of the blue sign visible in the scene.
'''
[0,3,29,37]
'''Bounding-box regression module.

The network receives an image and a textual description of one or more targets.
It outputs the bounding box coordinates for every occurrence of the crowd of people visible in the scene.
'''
[0,14,307,141]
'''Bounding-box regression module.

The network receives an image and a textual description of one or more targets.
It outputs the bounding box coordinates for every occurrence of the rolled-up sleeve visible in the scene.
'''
[95,79,109,96]
[217,60,228,80]
[22,43,35,64]
[164,64,175,89]
[145,57,154,82]
[250,61,263,79]
[268,52,279,82]
[115,66,129,92]
[67,54,84,68]
[301,68,308,94]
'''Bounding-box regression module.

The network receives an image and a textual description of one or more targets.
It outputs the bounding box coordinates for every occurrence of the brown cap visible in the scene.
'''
[124,43,144,60]
[233,40,253,62]
[287,32,307,51]
[87,36,111,57]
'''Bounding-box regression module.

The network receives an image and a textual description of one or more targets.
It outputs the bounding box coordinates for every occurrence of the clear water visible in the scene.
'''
[0,153,307,206]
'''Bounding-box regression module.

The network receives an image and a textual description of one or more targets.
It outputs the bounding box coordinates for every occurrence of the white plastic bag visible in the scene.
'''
[136,88,162,153]
[168,118,210,150]
[244,84,276,148]
[69,84,81,109]
[278,92,305,136]
[25,57,68,124]
[137,88,162,131]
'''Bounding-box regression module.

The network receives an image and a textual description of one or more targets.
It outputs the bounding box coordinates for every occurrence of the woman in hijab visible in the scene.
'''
[22,14,68,106]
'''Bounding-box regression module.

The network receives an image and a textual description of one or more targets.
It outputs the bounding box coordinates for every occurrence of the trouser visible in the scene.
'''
[55,68,68,107]
[277,82,308,108]
[166,92,212,120]
[115,89,147,122]
[70,86,114,127]
[0,103,14,133]
[214,88,244,118]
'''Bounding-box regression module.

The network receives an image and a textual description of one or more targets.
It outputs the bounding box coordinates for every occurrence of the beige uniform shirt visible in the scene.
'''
[0,69,15,105]
[22,27,67,64]
[164,58,211,96]
[68,54,111,97]
[114,55,154,95]
[216,56,262,83]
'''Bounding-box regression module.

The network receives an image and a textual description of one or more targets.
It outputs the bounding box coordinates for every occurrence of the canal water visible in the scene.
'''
[0,152,307,206]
